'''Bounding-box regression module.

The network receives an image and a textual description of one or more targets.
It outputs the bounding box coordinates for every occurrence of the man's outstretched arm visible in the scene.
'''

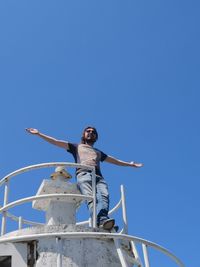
[105,155,143,168]
[25,128,69,150]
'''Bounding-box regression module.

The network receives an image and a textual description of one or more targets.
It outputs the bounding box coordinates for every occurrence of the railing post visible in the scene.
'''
[130,241,143,267]
[121,185,128,234]
[114,239,129,267]
[56,237,62,267]
[142,244,150,267]
[1,180,9,235]
[1,212,6,236]
[18,216,23,230]
[88,217,92,227]
[91,168,97,228]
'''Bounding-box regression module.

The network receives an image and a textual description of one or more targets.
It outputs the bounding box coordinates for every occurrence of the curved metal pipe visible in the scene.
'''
[0,162,95,186]
[0,232,184,267]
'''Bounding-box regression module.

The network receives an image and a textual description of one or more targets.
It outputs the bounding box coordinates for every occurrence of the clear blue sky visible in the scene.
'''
[0,1,199,266]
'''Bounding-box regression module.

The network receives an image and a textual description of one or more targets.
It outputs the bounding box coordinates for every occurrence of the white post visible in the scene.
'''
[89,217,92,227]
[56,237,62,267]
[121,185,128,234]
[142,244,150,267]
[130,241,143,267]
[114,239,129,267]
[91,169,97,228]
[3,181,9,206]
[1,213,6,236]
[1,180,9,235]
[18,216,23,230]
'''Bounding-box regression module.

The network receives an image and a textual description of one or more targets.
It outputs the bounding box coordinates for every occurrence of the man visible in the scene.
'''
[26,126,143,230]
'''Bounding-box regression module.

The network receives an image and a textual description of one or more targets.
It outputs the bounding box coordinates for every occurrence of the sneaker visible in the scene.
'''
[100,218,115,230]
[113,225,119,232]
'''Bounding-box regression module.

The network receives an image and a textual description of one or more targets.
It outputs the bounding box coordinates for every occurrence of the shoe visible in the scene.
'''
[100,218,115,230]
[113,225,119,232]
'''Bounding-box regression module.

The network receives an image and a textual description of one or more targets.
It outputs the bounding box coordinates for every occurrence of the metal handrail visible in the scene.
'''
[0,162,94,186]
[0,162,96,233]
[0,162,184,267]
[0,231,184,267]
[0,174,123,231]
[0,205,43,226]
[0,197,122,228]
[0,162,126,233]
[0,194,93,213]
[76,198,122,226]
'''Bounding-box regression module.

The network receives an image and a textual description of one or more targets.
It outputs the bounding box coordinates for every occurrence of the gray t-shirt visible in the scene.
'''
[67,143,107,177]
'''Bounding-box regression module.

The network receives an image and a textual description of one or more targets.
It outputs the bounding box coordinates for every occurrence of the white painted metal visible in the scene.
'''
[1,181,9,235]
[0,162,97,231]
[5,209,43,226]
[121,185,128,234]
[120,185,142,266]
[0,232,184,267]
[130,241,143,267]
[0,162,184,267]
[18,216,23,230]
[3,181,9,206]
[56,237,62,267]
[18,218,43,227]
[1,212,6,236]
[91,169,97,228]
[89,217,92,227]
[0,162,94,186]
[114,238,129,267]
[119,185,135,266]
[76,198,122,226]
[142,244,150,267]
[0,194,93,213]
[108,198,122,216]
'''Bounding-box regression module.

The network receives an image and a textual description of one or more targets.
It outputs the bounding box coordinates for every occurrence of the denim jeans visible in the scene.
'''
[77,171,110,225]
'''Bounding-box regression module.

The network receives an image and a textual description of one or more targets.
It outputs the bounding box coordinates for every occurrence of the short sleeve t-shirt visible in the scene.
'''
[67,143,107,177]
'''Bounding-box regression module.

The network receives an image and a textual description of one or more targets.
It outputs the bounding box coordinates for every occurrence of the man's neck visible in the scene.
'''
[84,141,94,146]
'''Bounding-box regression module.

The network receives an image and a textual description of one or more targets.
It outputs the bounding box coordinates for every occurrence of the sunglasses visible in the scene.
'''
[85,129,96,134]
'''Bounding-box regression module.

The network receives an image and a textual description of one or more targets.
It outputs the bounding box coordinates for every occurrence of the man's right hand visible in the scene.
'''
[26,128,39,134]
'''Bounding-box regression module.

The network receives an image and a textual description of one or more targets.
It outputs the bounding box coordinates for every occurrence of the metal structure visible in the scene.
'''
[0,162,184,267]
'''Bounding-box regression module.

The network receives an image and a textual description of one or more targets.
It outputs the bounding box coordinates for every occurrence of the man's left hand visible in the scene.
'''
[130,162,144,168]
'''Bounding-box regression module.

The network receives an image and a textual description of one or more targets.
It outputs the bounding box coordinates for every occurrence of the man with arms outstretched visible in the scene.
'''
[26,126,143,230]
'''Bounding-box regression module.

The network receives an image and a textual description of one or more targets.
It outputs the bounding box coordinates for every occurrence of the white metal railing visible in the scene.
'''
[0,162,128,235]
[0,231,184,267]
[0,162,94,187]
[76,185,128,232]
[0,162,184,267]
[0,205,43,228]
[0,162,97,234]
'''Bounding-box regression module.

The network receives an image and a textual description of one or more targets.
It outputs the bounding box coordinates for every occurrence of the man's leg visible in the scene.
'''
[77,173,114,230]
[96,177,109,224]
[77,172,93,215]
[96,177,115,230]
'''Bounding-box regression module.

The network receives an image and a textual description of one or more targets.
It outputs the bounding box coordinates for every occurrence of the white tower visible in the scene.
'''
[0,162,184,267]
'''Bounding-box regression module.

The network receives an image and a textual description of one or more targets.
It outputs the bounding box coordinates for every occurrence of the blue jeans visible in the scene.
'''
[77,172,110,225]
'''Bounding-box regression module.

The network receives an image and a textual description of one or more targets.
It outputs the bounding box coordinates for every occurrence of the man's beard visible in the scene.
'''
[85,136,96,144]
